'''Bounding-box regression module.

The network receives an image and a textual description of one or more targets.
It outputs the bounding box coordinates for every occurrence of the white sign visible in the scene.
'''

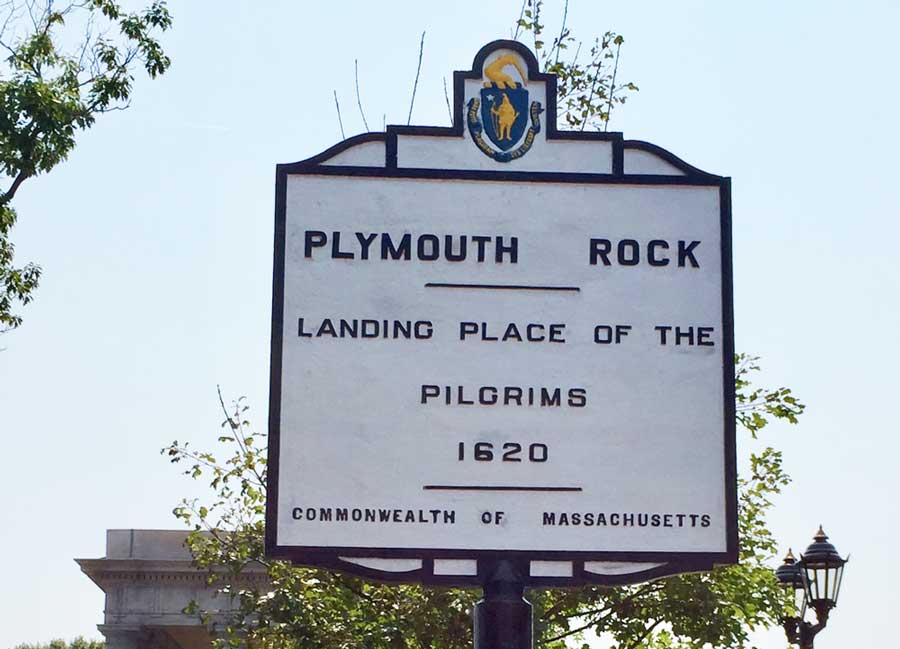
[267,41,736,586]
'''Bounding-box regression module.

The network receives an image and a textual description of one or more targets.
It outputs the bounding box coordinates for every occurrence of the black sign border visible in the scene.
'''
[267,40,736,587]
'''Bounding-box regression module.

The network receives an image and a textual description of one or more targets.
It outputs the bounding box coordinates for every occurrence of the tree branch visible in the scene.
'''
[0,168,32,206]
[331,573,373,601]
[579,49,601,132]
[549,0,568,66]
[0,1,19,43]
[622,618,663,649]
[443,76,452,124]
[354,58,369,131]
[512,0,527,40]
[543,613,607,644]
[406,30,424,125]
[333,89,345,139]
[603,39,621,132]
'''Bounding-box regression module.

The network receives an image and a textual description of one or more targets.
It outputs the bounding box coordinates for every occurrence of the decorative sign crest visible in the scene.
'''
[266,41,737,588]
[467,52,543,161]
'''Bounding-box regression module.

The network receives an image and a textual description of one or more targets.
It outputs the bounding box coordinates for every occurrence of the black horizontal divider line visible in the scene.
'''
[423,485,583,492]
[425,282,580,292]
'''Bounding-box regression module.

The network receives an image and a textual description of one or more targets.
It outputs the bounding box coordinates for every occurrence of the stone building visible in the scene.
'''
[77,530,266,649]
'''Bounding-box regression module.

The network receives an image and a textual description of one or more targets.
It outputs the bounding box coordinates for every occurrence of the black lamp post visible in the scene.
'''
[775,527,847,649]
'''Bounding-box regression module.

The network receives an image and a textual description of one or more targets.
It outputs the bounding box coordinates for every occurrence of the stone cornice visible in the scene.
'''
[77,558,269,591]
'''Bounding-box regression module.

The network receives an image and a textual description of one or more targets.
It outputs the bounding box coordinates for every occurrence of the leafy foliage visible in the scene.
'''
[513,0,638,130]
[165,389,479,649]
[735,354,804,438]
[165,356,803,649]
[13,637,104,649]
[0,0,172,331]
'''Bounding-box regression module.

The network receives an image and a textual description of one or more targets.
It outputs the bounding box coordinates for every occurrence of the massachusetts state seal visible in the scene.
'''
[467,52,543,162]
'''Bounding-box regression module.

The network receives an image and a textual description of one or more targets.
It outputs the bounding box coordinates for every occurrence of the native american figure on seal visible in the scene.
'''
[490,94,519,141]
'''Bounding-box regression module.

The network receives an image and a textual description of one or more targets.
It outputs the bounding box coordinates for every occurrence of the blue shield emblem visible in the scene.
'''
[480,87,529,151]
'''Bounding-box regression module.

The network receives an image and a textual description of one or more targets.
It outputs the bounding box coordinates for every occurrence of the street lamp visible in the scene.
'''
[774,527,847,649]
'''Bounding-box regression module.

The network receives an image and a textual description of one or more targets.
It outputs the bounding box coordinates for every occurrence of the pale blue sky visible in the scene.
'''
[2,1,898,647]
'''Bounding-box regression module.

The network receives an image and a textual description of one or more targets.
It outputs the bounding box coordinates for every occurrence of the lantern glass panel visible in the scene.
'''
[793,586,807,618]
[803,564,822,603]
[803,562,843,607]
[832,563,845,605]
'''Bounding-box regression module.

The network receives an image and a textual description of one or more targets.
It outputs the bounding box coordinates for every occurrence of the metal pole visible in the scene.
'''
[473,560,532,649]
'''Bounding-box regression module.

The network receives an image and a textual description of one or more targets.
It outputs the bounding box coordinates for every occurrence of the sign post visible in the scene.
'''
[475,560,531,649]
[267,39,736,648]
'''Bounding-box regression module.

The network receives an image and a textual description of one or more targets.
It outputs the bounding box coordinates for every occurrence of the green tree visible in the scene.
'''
[0,0,172,332]
[14,637,104,649]
[164,355,803,649]
[513,0,638,130]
